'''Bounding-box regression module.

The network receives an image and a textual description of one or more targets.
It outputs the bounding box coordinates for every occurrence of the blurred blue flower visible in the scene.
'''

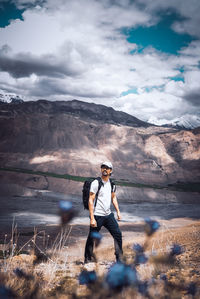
[135,253,148,265]
[170,244,183,256]
[91,231,102,247]
[133,243,144,253]
[160,273,167,281]
[144,218,160,236]
[186,282,196,296]
[106,262,137,290]
[138,281,149,295]
[79,270,97,285]
[59,200,77,224]
[0,285,16,298]
[59,200,72,211]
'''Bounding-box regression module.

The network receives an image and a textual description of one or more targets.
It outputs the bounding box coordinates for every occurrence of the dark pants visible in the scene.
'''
[84,212,123,262]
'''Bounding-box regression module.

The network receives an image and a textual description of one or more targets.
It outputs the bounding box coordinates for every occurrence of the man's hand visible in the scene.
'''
[117,211,121,221]
[90,218,97,227]
[112,193,121,221]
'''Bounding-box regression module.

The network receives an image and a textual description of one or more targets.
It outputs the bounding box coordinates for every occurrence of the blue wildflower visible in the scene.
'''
[0,285,16,298]
[170,244,183,256]
[79,270,97,285]
[144,218,160,236]
[160,273,167,281]
[135,253,148,265]
[138,281,149,295]
[133,243,148,265]
[59,201,73,211]
[186,282,196,296]
[59,200,77,224]
[106,262,137,290]
[91,231,102,247]
[133,243,144,253]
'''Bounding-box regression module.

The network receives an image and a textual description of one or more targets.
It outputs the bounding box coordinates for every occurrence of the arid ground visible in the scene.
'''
[0,185,200,298]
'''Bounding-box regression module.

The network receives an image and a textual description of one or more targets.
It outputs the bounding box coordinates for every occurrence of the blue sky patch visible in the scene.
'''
[120,88,138,96]
[0,2,25,28]
[176,66,185,73]
[169,75,184,82]
[121,85,167,96]
[143,85,165,93]
[123,12,196,55]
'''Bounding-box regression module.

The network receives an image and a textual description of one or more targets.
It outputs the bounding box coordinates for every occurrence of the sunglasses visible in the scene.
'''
[101,165,111,170]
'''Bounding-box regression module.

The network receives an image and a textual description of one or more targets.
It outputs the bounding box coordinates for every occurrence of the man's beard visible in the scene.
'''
[102,170,108,176]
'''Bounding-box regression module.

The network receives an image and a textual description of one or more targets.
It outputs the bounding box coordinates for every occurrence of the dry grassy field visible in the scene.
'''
[0,219,200,298]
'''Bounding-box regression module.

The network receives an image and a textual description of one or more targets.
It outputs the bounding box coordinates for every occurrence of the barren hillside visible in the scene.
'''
[0,100,199,185]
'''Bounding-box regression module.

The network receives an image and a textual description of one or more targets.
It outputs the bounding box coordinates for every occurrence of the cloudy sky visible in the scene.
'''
[0,0,200,124]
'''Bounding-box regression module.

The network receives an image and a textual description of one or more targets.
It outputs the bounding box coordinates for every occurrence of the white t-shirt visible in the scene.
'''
[90,179,113,216]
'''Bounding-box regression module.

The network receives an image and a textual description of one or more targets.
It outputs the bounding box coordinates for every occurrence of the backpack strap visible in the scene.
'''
[94,177,103,208]
[110,179,116,193]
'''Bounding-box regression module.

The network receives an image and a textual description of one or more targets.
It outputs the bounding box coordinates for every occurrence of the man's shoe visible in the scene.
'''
[83,261,96,271]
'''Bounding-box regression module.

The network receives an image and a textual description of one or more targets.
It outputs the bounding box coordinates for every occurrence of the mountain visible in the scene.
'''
[148,114,200,129]
[0,92,24,104]
[0,99,150,127]
[2,92,199,129]
[163,115,200,129]
[0,99,199,186]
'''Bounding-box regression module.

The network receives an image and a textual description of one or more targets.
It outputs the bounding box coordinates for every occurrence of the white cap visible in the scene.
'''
[101,161,113,169]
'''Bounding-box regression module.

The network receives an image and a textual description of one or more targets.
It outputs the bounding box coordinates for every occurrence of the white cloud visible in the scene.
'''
[165,80,185,97]
[184,70,200,90]
[0,0,199,124]
[136,0,200,38]
[0,8,64,55]
[13,0,43,9]
[116,90,186,122]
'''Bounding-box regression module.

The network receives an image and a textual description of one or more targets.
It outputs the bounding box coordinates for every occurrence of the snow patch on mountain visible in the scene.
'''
[0,91,24,104]
[148,115,200,129]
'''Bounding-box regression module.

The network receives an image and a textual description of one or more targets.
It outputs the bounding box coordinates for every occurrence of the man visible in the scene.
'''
[84,161,123,263]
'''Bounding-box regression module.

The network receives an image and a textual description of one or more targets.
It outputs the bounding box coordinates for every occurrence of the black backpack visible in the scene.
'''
[82,177,116,210]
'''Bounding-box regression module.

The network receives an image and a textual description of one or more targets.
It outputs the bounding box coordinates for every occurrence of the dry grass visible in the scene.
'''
[0,222,200,298]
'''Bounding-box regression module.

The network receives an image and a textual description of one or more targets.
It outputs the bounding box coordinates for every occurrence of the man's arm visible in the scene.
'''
[112,192,121,220]
[88,192,97,227]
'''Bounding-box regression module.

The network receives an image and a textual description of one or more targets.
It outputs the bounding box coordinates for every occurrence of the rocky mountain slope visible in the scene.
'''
[0,99,199,185]
[0,99,150,127]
